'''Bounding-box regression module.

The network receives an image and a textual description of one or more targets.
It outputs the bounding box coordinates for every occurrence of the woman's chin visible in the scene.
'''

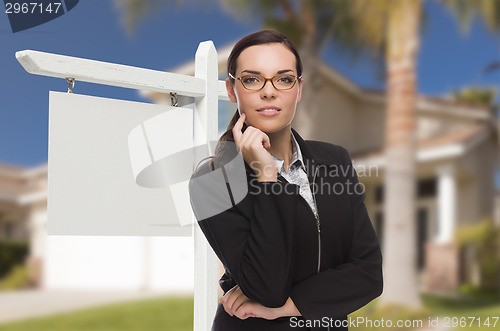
[254,123,290,135]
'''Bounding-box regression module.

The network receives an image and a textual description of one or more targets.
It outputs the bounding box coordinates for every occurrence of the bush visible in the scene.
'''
[0,265,32,291]
[455,218,500,291]
[458,283,500,302]
[0,240,29,278]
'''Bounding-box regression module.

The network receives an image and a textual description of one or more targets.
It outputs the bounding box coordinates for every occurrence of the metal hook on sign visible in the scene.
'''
[66,78,75,93]
[170,92,178,107]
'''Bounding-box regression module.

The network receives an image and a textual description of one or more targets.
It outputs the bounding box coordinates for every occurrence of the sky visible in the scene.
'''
[0,0,499,168]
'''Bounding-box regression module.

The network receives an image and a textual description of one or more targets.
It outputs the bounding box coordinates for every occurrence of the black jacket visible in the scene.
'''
[189,128,383,331]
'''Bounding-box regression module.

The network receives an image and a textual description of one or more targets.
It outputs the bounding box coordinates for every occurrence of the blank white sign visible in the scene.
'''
[47,92,200,236]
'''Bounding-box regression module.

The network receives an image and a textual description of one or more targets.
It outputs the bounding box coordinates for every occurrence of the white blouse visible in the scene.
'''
[270,131,318,216]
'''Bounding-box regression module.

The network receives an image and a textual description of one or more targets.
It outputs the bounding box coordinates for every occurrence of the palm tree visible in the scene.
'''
[451,86,497,108]
[344,0,499,307]
[114,0,500,308]
[218,0,385,138]
[340,0,423,307]
[113,0,185,36]
[219,0,499,308]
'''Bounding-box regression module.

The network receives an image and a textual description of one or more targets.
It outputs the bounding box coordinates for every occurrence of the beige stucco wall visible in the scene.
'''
[457,135,497,225]
[295,78,357,146]
[296,80,386,154]
[457,171,479,226]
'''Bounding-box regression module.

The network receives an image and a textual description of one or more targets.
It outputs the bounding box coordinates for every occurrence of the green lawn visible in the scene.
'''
[0,296,193,331]
[422,293,500,331]
[348,293,500,331]
[1,293,499,331]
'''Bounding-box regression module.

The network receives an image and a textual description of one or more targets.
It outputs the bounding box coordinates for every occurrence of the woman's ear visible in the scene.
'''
[226,78,237,103]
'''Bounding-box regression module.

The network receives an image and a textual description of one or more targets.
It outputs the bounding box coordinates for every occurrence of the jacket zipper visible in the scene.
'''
[311,165,321,275]
[292,165,321,274]
[284,165,328,330]
[310,165,329,331]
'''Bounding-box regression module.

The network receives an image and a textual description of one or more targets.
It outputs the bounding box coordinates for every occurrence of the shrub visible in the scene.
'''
[0,265,32,291]
[455,218,500,291]
[0,240,29,278]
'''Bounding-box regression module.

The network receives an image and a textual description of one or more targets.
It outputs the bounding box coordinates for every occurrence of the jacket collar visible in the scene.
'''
[291,127,337,166]
[290,127,338,182]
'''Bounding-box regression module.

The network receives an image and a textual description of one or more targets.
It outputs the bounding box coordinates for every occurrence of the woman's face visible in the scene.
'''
[226,43,303,134]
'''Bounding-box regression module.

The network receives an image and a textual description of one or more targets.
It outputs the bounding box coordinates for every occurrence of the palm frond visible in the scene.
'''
[441,0,500,34]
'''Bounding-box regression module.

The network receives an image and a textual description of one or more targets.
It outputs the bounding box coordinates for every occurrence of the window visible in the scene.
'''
[417,207,428,271]
[417,178,436,198]
[374,178,436,204]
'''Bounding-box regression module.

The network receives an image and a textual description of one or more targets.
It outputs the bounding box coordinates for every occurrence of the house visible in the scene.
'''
[0,163,47,286]
[1,42,498,294]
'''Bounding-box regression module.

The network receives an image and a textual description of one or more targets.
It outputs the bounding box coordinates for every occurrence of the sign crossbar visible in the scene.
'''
[16,49,229,100]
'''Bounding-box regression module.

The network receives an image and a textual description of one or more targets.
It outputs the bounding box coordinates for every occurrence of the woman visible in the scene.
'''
[189,30,383,331]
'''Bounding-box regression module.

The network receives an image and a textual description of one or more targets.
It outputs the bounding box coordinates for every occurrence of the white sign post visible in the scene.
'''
[193,41,219,331]
[17,41,224,330]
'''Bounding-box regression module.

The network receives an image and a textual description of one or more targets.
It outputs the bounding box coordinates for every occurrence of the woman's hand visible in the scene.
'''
[220,285,278,320]
[232,113,278,182]
[220,285,302,320]
[220,284,254,318]
[233,301,280,320]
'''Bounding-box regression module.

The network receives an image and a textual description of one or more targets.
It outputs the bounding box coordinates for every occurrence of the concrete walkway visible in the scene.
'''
[0,289,190,325]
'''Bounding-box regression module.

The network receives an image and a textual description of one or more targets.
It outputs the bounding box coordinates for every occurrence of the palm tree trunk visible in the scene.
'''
[292,30,321,138]
[381,0,422,308]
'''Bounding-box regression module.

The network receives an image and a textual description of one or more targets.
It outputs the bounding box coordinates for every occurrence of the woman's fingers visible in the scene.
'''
[234,303,252,320]
[262,131,271,149]
[220,285,237,305]
[234,301,260,320]
[223,304,233,317]
[234,302,278,320]
[239,127,259,151]
[239,126,271,153]
[232,112,246,146]
[231,115,275,181]
[220,285,235,303]
[230,292,249,314]
[221,286,237,316]
[221,285,257,318]
[225,286,246,314]
[234,116,270,152]
[236,125,250,151]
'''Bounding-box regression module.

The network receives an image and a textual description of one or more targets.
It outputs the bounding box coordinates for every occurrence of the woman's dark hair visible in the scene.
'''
[198,30,303,174]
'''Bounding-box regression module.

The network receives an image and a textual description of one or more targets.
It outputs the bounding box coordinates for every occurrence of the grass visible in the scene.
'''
[422,292,500,331]
[1,292,499,331]
[0,295,193,331]
[348,292,500,331]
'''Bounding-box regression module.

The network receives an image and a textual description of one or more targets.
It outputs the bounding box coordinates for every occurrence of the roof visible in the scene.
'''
[0,162,47,205]
[351,123,492,164]
[362,88,492,112]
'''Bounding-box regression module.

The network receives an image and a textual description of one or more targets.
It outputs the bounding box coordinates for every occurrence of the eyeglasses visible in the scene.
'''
[229,72,302,91]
